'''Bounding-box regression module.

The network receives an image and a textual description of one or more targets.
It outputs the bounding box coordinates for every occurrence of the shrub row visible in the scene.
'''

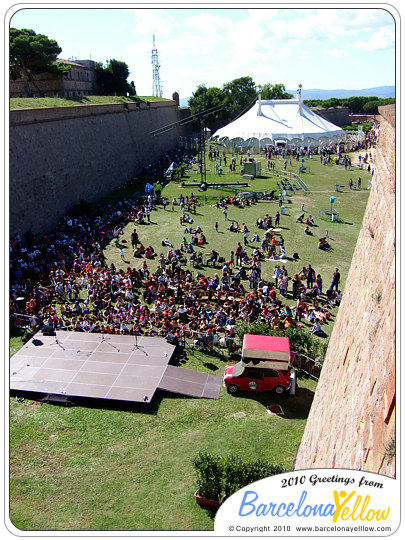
[193,451,287,503]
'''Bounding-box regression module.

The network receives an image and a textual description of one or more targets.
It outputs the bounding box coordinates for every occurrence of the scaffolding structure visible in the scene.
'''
[151,34,163,97]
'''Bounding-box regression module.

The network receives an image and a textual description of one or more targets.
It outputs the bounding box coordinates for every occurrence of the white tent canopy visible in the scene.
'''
[212,89,347,148]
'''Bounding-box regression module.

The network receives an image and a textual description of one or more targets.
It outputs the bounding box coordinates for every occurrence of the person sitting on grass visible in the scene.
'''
[144,246,155,259]
[318,237,331,250]
[310,317,327,337]
[305,215,316,226]
[296,212,305,223]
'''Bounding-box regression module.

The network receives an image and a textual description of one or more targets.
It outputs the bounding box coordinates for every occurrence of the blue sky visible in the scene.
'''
[8,4,397,99]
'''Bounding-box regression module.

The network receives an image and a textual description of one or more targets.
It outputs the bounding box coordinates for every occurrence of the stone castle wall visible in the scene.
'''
[294,105,396,477]
[314,107,350,127]
[9,101,193,238]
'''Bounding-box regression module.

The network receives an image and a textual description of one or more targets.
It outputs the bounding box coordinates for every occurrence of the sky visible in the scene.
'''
[7,3,397,100]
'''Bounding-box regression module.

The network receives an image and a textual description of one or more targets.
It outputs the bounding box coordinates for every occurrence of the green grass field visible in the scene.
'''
[9,148,371,531]
[10,95,170,110]
[10,365,317,531]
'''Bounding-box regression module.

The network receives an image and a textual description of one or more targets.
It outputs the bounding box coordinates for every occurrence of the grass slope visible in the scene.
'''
[10,95,170,110]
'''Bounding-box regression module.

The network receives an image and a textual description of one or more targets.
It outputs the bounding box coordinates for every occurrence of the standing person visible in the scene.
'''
[215,221,218,232]
[235,242,243,266]
[306,264,315,289]
[131,229,139,250]
[291,273,301,299]
[358,177,362,189]
[223,206,228,220]
[278,192,283,207]
[316,274,323,295]
[328,268,341,291]
[162,197,167,210]
[275,210,280,227]
[158,253,166,272]
[120,247,125,260]
[243,224,249,246]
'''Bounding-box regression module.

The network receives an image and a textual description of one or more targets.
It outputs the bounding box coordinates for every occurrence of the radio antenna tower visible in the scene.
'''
[151,34,163,97]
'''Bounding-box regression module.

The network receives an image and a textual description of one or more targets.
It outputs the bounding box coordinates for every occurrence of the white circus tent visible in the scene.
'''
[212,86,348,149]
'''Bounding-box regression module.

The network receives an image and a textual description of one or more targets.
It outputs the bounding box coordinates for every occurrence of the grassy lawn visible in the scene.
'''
[9,147,371,531]
[10,95,170,110]
[9,359,317,531]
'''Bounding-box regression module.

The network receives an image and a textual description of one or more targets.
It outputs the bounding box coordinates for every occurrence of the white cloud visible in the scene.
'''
[352,26,395,51]
[121,7,395,96]
[130,9,178,38]
[324,48,347,58]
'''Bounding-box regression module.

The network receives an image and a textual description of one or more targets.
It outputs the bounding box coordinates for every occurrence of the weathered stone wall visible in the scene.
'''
[377,105,395,181]
[9,101,192,238]
[294,105,395,477]
[313,107,350,127]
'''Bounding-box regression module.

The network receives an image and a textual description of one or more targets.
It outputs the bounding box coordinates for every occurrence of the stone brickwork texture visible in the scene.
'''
[295,105,396,477]
[9,101,192,238]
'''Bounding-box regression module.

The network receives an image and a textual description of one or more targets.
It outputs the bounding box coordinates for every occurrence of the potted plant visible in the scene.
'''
[193,452,223,508]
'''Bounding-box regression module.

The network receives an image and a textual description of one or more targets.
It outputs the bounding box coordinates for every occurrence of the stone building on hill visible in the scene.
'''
[10,59,98,98]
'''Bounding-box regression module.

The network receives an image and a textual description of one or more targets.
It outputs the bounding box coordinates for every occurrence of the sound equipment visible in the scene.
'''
[42,325,55,336]
[166,333,179,346]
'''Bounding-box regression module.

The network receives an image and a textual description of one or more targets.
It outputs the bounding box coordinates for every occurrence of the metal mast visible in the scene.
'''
[198,87,207,186]
[151,34,163,97]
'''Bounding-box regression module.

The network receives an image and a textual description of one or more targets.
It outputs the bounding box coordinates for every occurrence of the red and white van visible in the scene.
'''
[223,334,295,395]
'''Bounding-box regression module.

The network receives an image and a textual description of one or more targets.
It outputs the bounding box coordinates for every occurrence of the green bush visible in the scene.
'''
[193,452,224,501]
[153,182,162,199]
[193,451,287,503]
[233,326,328,362]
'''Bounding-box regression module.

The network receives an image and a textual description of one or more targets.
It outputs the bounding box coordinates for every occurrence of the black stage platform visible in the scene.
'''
[10,331,223,404]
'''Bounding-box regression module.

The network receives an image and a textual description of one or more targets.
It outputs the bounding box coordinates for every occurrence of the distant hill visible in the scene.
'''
[287,86,395,100]
[179,86,394,107]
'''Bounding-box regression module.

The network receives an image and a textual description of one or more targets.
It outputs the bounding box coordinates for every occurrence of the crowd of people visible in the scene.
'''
[10,139,368,350]
[10,198,342,348]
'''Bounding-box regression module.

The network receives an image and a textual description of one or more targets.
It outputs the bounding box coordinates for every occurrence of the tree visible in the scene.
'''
[323,97,342,109]
[10,28,70,97]
[95,59,131,95]
[221,76,257,121]
[261,83,293,100]
[188,85,224,130]
[362,100,380,114]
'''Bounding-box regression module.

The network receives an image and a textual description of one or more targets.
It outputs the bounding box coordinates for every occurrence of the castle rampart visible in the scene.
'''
[9,100,192,238]
[294,105,396,477]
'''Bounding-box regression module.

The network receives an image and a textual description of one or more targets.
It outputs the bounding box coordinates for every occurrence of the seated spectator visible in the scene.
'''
[318,237,331,250]
[206,249,218,267]
[310,318,327,337]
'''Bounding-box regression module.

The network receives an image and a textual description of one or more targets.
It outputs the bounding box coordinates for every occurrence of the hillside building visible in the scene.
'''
[10,59,98,98]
